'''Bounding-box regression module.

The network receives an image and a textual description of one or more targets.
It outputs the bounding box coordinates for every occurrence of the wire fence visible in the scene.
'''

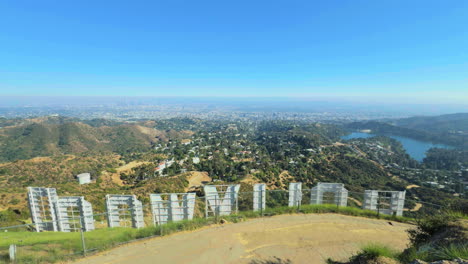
[0,188,444,263]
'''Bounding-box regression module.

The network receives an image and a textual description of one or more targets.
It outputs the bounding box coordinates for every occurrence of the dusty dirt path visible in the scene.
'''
[348,197,363,207]
[102,161,151,186]
[185,171,212,192]
[405,203,423,212]
[73,214,412,264]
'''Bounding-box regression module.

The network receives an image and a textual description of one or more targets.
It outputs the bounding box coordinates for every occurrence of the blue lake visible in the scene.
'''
[341,132,453,162]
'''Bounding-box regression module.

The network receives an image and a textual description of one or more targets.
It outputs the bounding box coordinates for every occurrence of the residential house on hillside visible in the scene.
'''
[154,159,175,176]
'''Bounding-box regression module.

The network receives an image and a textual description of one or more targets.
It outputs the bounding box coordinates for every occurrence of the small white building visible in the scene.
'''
[77,173,91,185]
[154,159,175,176]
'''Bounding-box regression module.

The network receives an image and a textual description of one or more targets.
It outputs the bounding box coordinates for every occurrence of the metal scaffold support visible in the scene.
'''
[363,190,406,216]
[105,194,145,229]
[253,183,266,212]
[288,182,302,207]
[204,185,240,218]
[27,187,59,232]
[310,182,348,206]
[150,193,196,225]
[56,196,95,232]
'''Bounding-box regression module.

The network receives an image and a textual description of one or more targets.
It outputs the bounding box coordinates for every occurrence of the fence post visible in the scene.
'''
[204,195,208,219]
[260,189,263,217]
[296,188,301,213]
[9,244,16,262]
[80,228,87,256]
[377,196,381,218]
[336,193,339,210]
[157,201,163,236]
[235,190,239,215]
[214,195,218,223]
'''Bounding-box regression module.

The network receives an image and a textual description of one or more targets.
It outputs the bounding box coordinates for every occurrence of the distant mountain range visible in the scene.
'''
[390,113,468,134]
[346,113,468,149]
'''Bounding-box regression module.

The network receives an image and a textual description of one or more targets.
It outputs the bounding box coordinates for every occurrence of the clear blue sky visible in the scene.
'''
[0,0,467,103]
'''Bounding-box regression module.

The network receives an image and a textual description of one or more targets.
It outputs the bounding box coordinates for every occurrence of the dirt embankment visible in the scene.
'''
[73,214,412,264]
[101,161,151,186]
[186,171,212,192]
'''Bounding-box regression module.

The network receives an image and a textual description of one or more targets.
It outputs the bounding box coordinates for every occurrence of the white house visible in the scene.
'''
[77,173,91,185]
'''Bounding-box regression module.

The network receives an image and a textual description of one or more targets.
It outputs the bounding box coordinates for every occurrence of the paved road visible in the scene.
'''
[73,214,411,264]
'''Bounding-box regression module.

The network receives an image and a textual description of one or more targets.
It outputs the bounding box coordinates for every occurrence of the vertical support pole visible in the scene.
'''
[297,195,300,212]
[105,195,111,228]
[336,191,339,209]
[80,228,87,256]
[46,188,58,232]
[377,195,381,218]
[160,214,164,236]
[235,189,239,215]
[157,199,162,236]
[27,188,40,232]
[205,195,208,219]
[260,188,263,217]
[296,186,300,212]
[214,195,218,223]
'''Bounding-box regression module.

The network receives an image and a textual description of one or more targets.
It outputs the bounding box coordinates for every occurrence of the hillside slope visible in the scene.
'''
[391,113,468,134]
[0,118,192,162]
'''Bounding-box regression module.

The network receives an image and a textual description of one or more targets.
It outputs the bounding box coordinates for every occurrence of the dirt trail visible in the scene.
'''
[348,197,363,207]
[103,161,151,186]
[73,214,412,264]
[405,203,423,212]
[240,174,260,185]
[185,171,212,191]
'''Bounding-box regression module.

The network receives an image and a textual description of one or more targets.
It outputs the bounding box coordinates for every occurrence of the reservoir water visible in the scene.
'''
[341,132,453,162]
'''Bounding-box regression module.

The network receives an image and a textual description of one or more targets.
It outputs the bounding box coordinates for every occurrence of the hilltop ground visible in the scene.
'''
[73,214,411,264]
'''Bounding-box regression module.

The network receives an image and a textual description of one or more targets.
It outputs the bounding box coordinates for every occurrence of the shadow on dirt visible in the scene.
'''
[250,257,292,264]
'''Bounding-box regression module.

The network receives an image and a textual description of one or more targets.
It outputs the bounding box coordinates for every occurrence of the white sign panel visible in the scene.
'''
[253,183,266,211]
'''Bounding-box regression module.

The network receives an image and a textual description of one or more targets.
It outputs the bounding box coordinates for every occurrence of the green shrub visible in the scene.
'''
[10,198,20,205]
[352,243,399,260]
[407,214,453,246]
[398,211,467,263]
[398,243,468,263]
[432,243,468,261]
[106,168,117,173]
[398,246,430,263]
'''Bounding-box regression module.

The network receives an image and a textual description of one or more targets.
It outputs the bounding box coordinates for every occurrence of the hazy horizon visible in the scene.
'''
[0,96,466,117]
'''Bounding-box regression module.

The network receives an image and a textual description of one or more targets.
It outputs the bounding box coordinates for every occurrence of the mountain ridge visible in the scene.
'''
[0,117,192,162]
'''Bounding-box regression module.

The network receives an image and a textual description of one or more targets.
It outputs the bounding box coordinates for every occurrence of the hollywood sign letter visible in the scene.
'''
[310,183,348,206]
[28,187,59,232]
[204,185,240,217]
[28,187,95,232]
[56,196,95,232]
[150,193,196,225]
[253,183,266,211]
[363,190,406,216]
[288,182,302,207]
[105,194,145,229]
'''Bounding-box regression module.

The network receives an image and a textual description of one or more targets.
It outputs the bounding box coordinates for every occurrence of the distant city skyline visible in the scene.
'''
[0,96,466,116]
[1,1,467,103]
